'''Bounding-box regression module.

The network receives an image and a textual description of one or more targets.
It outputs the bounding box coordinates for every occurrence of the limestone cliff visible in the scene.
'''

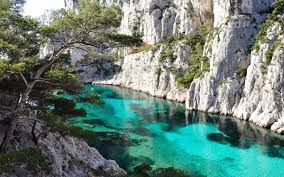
[0,117,126,177]
[69,0,284,134]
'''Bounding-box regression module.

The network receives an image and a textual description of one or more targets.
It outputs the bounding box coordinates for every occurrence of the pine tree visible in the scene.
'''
[0,0,142,151]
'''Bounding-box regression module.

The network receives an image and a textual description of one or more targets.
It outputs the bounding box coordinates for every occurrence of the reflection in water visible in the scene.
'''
[66,85,284,177]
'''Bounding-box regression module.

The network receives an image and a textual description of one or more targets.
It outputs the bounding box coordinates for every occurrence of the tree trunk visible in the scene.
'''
[0,47,67,152]
[0,88,31,152]
[31,120,38,145]
[0,114,18,152]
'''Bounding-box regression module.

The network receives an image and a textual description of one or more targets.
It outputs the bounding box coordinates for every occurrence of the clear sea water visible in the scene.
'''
[66,85,284,177]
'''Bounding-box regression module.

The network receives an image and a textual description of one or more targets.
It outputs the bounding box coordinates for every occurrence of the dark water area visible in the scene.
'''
[66,85,284,177]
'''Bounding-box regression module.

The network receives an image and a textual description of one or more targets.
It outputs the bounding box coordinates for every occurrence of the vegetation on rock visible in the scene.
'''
[0,147,51,174]
[252,0,284,51]
[176,25,211,88]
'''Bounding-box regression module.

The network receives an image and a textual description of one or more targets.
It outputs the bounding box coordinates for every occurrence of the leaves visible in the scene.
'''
[0,0,40,60]
[45,68,78,81]
[104,33,143,46]
[40,0,124,48]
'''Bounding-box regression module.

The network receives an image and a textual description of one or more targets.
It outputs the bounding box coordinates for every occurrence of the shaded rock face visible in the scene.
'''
[234,23,284,133]
[38,132,126,177]
[69,0,284,134]
[93,43,190,102]
[0,119,126,177]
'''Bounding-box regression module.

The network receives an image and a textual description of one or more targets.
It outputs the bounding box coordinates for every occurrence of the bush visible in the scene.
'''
[0,148,51,174]
[252,0,284,51]
[47,97,87,117]
[265,45,274,64]
[236,66,247,80]
[159,36,176,62]
[176,25,211,88]
[78,92,105,105]
[265,39,281,65]
[186,1,194,18]
[176,71,196,87]
[42,112,96,140]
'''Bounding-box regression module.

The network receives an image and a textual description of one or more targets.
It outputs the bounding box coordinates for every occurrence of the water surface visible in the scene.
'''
[66,85,284,177]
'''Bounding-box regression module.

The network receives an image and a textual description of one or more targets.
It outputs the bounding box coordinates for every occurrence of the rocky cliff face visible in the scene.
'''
[92,43,189,102]
[70,0,284,134]
[186,0,284,134]
[234,19,284,134]
[186,0,272,114]
[100,0,213,44]
[0,118,126,177]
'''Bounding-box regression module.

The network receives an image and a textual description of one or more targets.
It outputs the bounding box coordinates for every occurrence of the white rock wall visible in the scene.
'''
[100,0,213,44]
[234,23,284,133]
[68,0,284,134]
[93,43,190,102]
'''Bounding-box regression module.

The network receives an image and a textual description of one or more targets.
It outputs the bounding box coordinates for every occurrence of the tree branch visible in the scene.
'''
[34,79,61,86]
[19,72,28,87]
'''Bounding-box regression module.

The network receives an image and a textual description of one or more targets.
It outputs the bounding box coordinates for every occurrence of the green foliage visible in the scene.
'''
[184,25,211,47]
[176,71,196,87]
[0,147,51,174]
[262,39,282,74]
[186,1,195,18]
[0,61,9,76]
[236,66,247,80]
[265,45,275,64]
[44,68,83,93]
[111,48,120,61]
[265,39,281,64]
[131,11,143,37]
[45,68,78,81]
[252,20,274,51]
[271,0,284,20]
[42,112,96,140]
[78,92,105,105]
[0,59,36,77]
[0,0,40,60]
[40,0,124,46]
[0,0,140,156]
[1,0,140,91]
[47,97,86,117]
[250,0,284,76]
[155,67,162,75]
[176,25,211,88]
[104,33,143,46]
[170,64,179,73]
[252,0,284,51]
[159,36,177,62]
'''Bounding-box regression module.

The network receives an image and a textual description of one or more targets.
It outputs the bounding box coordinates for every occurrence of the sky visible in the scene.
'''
[23,0,65,18]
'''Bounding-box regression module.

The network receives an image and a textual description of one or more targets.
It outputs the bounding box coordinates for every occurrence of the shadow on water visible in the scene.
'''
[88,133,152,172]
[187,112,284,158]
[67,85,284,175]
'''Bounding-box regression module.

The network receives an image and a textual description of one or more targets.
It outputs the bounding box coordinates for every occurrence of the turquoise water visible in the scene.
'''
[66,85,284,177]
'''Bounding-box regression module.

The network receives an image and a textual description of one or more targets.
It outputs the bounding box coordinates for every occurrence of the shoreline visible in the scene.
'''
[91,82,284,136]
